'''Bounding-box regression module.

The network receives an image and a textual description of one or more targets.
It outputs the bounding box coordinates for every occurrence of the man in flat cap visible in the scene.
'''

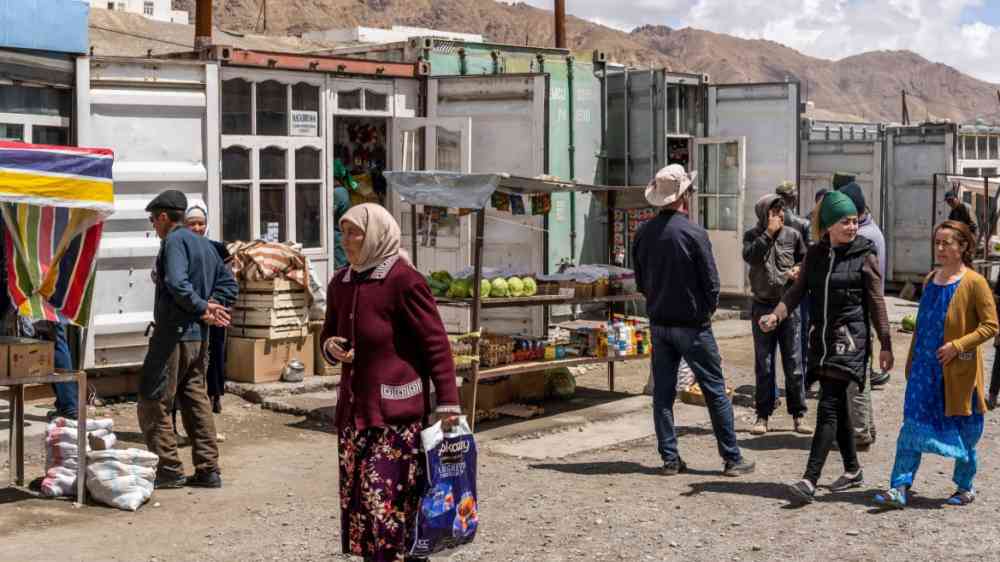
[139,189,238,489]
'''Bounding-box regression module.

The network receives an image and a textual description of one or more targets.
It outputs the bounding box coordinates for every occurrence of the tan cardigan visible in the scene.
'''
[906,269,999,416]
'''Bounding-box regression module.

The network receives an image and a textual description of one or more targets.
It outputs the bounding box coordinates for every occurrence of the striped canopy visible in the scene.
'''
[0,142,114,326]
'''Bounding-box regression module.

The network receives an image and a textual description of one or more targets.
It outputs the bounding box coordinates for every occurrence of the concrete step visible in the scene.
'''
[225,375,340,404]
[261,391,337,422]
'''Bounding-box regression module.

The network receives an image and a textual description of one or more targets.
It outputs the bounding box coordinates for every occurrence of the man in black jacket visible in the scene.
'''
[633,165,755,477]
[743,194,811,437]
[945,191,978,236]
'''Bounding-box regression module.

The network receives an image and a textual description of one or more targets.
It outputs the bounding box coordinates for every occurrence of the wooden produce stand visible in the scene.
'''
[386,172,649,429]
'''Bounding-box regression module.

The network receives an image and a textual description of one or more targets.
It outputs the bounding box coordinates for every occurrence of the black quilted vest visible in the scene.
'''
[804,236,875,386]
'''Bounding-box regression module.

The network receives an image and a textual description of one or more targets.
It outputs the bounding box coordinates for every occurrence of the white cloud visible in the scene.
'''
[498,0,1000,84]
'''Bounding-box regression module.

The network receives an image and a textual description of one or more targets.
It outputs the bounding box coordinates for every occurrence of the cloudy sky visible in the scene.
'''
[500,0,1000,84]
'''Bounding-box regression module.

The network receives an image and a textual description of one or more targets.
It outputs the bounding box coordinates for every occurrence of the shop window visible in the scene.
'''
[292,83,320,112]
[295,147,320,180]
[338,89,362,111]
[990,136,999,160]
[983,168,997,178]
[0,123,23,141]
[221,147,251,242]
[256,80,288,136]
[964,135,976,160]
[221,185,251,242]
[436,126,462,172]
[143,1,154,16]
[222,79,252,135]
[222,147,250,180]
[697,142,740,231]
[964,167,980,177]
[259,146,286,180]
[32,126,68,146]
[397,126,425,171]
[665,84,696,136]
[295,183,321,248]
[260,184,287,242]
[365,89,388,112]
[978,136,988,160]
[0,85,71,117]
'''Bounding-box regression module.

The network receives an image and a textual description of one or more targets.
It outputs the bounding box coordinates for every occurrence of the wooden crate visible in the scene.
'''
[231,307,308,328]
[226,334,315,384]
[229,324,309,340]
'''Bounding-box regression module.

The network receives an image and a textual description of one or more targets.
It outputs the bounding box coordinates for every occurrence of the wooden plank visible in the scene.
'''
[465,354,651,382]
[228,325,310,340]
[231,307,307,328]
[241,278,302,293]
[235,293,307,308]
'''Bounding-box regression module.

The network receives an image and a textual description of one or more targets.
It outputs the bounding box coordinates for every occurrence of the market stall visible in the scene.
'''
[0,141,114,504]
[385,171,649,429]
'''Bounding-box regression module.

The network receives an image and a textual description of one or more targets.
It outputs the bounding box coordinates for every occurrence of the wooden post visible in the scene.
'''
[410,203,419,269]
[468,210,486,430]
[554,0,566,49]
[12,384,24,486]
[195,0,213,51]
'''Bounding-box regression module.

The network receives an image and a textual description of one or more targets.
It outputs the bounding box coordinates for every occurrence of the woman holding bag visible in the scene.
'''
[320,203,461,562]
[874,220,998,509]
[758,191,893,503]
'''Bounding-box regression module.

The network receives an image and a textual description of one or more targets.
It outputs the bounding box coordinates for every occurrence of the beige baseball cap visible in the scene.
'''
[645,164,698,207]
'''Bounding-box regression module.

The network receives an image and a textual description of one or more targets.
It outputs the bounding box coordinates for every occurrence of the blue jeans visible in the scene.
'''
[650,325,742,464]
[49,323,77,418]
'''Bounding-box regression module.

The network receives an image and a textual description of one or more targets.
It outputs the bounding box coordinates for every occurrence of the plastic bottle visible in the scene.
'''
[606,322,617,357]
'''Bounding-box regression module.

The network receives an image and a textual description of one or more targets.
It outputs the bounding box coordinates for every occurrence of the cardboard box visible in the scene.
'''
[460,378,514,413]
[512,372,546,402]
[226,334,314,384]
[0,337,54,379]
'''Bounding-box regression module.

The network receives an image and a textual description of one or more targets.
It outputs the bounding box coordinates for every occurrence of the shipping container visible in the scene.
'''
[76,56,221,369]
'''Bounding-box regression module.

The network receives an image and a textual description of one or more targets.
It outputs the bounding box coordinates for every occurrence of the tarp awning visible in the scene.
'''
[0,142,115,326]
[384,171,644,210]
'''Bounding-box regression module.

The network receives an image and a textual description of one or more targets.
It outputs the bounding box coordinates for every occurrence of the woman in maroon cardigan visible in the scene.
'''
[321,203,461,562]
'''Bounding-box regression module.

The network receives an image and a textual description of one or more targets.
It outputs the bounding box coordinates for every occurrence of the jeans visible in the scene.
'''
[751,303,807,419]
[49,323,77,418]
[804,378,859,485]
[650,324,742,465]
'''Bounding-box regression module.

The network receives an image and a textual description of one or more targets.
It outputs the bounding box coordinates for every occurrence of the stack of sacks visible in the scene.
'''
[40,417,114,497]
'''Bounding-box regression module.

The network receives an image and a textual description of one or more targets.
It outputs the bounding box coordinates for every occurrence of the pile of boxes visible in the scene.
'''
[226,279,315,384]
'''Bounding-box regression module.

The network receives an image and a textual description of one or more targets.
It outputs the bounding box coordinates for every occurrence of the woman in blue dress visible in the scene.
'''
[875,220,998,508]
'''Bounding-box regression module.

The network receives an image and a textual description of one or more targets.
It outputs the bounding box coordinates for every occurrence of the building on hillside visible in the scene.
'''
[303,26,483,45]
[89,0,189,24]
[958,124,1000,178]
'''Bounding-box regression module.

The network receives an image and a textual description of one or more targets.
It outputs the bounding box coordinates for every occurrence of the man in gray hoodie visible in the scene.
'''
[742,194,811,436]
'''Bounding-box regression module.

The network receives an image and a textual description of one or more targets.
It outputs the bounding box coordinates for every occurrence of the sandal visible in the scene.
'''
[947,489,976,506]
[874,486,908,509]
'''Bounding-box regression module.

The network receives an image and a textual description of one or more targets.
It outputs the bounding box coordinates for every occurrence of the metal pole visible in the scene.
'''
[932,173,938,271]
[410,203,419,270]
[554,0,566,48]
[606,190,616,392]
[468,210,486,430]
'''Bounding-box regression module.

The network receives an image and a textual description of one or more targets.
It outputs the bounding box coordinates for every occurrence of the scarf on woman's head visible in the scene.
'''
[185,199,209,236]
[340,203,401,273]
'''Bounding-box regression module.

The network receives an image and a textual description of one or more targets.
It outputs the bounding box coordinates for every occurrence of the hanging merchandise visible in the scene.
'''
[510,195,526,215]
[531,194,551,215]
[334,158,359,191]
[491,192,510,212]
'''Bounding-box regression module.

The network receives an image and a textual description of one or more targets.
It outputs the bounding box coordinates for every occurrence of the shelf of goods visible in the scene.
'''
[386,171,645,429]
[436,293,644,309]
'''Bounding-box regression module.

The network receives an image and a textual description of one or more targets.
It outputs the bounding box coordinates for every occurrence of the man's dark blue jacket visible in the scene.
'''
[632,210,720,328]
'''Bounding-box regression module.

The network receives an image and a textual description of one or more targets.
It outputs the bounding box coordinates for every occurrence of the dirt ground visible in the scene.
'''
[4,327,1000,561]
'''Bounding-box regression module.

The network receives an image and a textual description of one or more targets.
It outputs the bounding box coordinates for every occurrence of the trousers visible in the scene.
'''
[138,339,219,477]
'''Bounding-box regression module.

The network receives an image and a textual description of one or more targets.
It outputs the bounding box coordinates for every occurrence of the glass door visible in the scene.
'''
[693,137,747,295]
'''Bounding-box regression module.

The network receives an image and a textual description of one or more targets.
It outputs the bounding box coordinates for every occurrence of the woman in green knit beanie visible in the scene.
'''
[760,188,893,503]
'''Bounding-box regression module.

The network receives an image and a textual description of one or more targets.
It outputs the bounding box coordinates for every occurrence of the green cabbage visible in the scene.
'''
[447,279,472,299]
[480,279,492,298]
[490,277,509,297]
[507,277,525,297]
[546,367,576,400]
[522,277,537,297]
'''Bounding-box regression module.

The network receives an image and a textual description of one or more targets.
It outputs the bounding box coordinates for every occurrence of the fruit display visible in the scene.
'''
[428,269,539,300]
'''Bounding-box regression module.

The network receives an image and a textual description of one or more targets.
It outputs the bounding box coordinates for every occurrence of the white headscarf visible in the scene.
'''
[185,199,209,236]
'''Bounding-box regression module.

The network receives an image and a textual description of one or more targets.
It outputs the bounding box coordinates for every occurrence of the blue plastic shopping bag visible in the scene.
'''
[409,416,479,556]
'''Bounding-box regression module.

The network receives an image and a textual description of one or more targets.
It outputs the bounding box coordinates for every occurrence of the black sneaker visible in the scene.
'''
[870,370,891,387]
[186,470,222,489]
[789,479,816,503]
[723,458,756,477]
[661,459,688,476]
[154,473,188,489]
[829,470,865,492]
